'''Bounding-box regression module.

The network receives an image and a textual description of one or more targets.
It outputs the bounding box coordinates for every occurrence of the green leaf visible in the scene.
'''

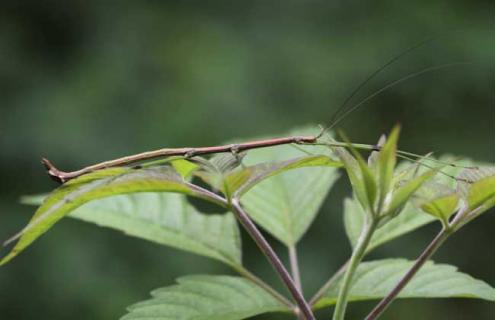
[1,166,215,266]
[121,275,288,320]
[171,159,199,178]
[192,153,248,198]
[239,126,341,246]
[231,155,341,197]
[467,175,495,214]
[457,166,495,195]
[356,154,378,212]
[314,259,495,308]
[386,169,437,215]
[339,132,378,212]
[333,147,369,211]
[209,152,246,174]
[421,193,459,227]
[21,192,241,266]
[377,126,400,207]
[73,193,241,266]
[344,198,435,251]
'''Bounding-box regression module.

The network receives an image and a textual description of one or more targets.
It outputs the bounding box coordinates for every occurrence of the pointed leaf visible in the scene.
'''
[421,193,459,227]
[386,169,437,215]
[467,175,495,214]
[333,147,369,211]
[121,275,288,320]
[377,125,400,206]
[231,155,341,197]
[1,166,215,265]
[171,159,199,178]
[239,127,341,246]
[339,132,378,212]
[344,198,435,250]
[314,259,495,308]
[457,166,495,198]
[356,155,378,212]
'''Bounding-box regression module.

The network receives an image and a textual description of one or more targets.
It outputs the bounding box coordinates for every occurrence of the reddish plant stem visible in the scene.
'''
[230,199,315,320]
[364,228,451,320]
[42,135,319,183]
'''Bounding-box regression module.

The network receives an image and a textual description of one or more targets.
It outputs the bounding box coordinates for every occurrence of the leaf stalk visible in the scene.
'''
[332,218,378,320]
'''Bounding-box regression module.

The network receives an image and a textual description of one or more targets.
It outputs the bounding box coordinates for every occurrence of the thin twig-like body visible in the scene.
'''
[42,135,319,183]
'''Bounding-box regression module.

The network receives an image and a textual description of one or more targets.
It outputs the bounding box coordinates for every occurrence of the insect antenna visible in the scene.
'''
[327,62,470,131]
[327,37,436,129]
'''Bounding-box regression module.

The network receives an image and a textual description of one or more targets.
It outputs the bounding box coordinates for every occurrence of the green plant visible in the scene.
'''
[2,124,495,320]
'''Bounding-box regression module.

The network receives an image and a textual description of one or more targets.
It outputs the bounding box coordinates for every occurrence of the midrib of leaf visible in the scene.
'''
[276,174,296,245]
[313,259,495,308]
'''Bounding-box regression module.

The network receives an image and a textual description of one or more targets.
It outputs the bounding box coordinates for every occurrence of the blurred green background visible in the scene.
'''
[1,1,495,319]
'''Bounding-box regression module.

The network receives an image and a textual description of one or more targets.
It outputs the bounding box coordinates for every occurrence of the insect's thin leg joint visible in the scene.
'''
[230,144,240,155]
[230,144,242,162]
[185,149,197,158]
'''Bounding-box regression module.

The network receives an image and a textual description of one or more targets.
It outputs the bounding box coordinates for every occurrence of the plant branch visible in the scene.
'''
[333,219,378,320]
[364,227,451,320]
[42,135,319,183]
[193,186,295,310]
[230,199,315,320]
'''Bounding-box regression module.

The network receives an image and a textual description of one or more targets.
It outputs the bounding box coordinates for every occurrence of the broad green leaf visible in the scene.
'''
[314,259,495,308]
[421,193,459,227]
[377,126,400,206]
[231,155,341,197]
[239,127,341,246]
[467,175,495,213]
[72,193,240,266]
[196,154,340,200]
[1,166,214,266]
[344,198,434,251]
[121,275,288,320]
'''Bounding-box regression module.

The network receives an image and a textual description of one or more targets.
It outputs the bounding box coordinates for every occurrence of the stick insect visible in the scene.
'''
[41,38,474,185]
[6,37,484,320]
